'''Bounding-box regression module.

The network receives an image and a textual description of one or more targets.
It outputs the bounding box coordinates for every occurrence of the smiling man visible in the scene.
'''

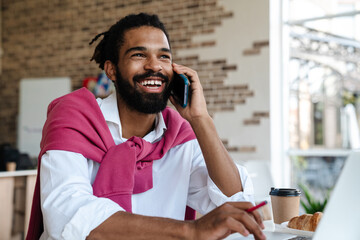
[27,13,266,240]
[113,29,173,115]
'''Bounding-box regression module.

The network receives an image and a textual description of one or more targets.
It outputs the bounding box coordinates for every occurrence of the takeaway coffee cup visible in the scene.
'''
[6,162,16,171]
[269,187,301,224]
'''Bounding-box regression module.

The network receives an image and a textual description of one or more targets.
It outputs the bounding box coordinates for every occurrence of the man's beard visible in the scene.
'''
[115,67,173,114]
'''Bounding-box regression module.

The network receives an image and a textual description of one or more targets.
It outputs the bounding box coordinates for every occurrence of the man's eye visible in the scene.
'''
[132,53,145,57]
[160,55,171,59]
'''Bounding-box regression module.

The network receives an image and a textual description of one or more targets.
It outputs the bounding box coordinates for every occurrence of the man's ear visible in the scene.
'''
[104,60,117,81]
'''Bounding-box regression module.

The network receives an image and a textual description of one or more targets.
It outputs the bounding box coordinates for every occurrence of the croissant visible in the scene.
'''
[288,212,323,232]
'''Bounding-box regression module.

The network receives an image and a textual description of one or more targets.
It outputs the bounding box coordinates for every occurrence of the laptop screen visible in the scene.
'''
[224,151,360,240]
[312,151,360,240]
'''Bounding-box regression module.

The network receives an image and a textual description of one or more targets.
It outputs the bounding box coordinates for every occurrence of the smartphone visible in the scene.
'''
[172,73,190,108]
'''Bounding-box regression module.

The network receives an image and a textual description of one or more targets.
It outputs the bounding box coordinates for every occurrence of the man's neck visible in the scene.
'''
[117,96,157,139]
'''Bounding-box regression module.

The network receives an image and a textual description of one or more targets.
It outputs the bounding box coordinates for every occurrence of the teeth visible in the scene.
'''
[141,80,162,86]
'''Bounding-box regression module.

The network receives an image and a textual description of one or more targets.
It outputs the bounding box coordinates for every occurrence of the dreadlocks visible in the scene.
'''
[89,13,171,70]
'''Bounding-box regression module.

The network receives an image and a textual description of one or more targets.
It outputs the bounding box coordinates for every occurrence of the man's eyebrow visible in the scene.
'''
[160,48,171,53]
[125,46,146,55]
[124,46,171,55]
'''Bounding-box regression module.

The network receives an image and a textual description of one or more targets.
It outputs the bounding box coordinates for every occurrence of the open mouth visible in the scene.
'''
[140,79,163,89]
[137,78,165,93]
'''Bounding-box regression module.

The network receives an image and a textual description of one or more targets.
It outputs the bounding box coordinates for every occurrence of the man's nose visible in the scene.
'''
[144,56,163,72]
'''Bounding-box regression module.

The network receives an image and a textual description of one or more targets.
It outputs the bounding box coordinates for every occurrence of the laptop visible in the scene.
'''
[225,151,360,240]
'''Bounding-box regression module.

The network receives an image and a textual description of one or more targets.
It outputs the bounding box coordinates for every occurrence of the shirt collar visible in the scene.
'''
[98,92,121,126]
[152,109,167,143]
[97,92,167,143]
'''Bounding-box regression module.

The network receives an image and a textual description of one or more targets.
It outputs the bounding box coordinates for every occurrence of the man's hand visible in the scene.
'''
[171,63,244,197]
[170,63,209,123]
[190,202,266,240]
[88,202,266,240]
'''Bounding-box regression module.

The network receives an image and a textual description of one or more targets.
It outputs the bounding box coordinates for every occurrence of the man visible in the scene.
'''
[27,13,266,240]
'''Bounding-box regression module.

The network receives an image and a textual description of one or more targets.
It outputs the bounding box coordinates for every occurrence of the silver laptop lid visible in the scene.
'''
[313,151,360,240]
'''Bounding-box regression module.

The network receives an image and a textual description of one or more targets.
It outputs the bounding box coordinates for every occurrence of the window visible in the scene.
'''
[271,0,360,195]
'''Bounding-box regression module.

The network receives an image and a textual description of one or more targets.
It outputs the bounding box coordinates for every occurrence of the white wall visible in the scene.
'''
[17,77,71,158]
[177,0,271,163]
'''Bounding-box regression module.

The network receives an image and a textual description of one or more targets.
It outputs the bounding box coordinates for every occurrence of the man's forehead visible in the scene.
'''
[122,26,170,51]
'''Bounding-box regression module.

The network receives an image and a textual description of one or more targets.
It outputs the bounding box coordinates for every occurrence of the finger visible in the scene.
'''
[219,205,265,240]
[172,63,190,74]
[222,217,250,237]
[232,212,266,240]
[249,210,265,229]
[227,202,265,229]
[227,201,254,210]
[172,63,199,83]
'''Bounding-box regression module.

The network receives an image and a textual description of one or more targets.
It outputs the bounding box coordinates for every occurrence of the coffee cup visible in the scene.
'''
[6,162,16,171]
[269,187,301,224]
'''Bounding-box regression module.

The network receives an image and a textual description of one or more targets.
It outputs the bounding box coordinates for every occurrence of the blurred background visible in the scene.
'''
[0,0,359,239]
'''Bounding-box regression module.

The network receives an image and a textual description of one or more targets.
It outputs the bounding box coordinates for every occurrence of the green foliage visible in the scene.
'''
[342,91,356,106]
[292,156,307,170]
[299,183,328,214]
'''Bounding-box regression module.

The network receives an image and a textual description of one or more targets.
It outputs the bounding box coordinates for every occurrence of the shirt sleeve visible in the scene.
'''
[186,141,255,215]
[40,150,123,240]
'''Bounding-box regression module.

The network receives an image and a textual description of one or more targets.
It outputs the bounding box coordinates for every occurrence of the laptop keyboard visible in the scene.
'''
[287,237,312,240]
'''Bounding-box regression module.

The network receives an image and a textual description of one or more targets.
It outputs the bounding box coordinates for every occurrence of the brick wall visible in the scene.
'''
[0,0,270,161]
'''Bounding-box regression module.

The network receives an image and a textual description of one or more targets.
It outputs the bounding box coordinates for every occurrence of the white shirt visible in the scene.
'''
[39,93,254,240]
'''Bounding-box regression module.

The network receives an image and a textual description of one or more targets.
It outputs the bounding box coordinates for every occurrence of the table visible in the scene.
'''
[224,221,299,240]
[0,170,37,240]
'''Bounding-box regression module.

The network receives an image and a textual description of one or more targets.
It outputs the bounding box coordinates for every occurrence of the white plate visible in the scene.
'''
[278,221,314,237]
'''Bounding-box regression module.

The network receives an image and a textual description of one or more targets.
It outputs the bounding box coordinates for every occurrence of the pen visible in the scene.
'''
[246,200,268,213]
